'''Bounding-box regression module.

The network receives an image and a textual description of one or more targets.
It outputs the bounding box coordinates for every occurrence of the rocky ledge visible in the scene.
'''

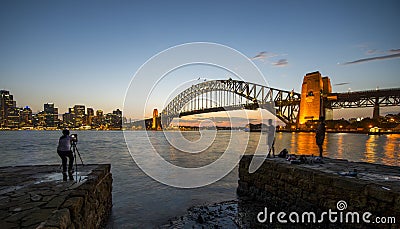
[0,164,112,229]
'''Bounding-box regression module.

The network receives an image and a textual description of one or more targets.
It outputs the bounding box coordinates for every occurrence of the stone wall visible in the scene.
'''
[41,164,113,229]
[237,155,400,228]
[0,164,112,229]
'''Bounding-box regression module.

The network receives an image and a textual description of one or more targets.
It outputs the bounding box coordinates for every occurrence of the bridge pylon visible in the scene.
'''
[152,109,161,130]
[298,71,332,127]
[373,97,380,120]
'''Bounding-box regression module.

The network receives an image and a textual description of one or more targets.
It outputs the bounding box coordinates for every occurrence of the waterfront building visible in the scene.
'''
[35,111,47,127]
[73,105,86,127]
[0,90,18,128]
[105,109,122,129]
[113,109,122,128]
[87,108,94,126]
[91,110,104,128]
[96,110,103,117]
[6,107,20,129]
[62,112,74,128]
[98,109,123,129]
[43,103,59,127]
[113,109,122,117]
[20,106,33,127]
[32,114,39,127]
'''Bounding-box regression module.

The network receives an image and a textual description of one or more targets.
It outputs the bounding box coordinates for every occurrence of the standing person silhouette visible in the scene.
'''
[57,129,74,180]
[315,116,326,158]
[266,119,275,157]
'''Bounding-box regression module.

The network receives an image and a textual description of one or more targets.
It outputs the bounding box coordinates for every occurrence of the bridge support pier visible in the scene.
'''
[373,97,380,120]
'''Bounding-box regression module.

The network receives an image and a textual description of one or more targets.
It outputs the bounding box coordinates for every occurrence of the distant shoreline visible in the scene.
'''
[1,128,399,135]
[276,129,400,135]
[0,128,123,131]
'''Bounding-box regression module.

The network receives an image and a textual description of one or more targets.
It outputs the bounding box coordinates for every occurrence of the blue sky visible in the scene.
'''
[0,0,399,118]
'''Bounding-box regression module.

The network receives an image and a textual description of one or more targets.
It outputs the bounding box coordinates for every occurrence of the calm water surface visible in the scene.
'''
[0,130,398,227]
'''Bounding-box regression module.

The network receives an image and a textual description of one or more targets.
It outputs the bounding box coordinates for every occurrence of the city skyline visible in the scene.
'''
[0,91,122,117]
[1,88,399,131]
[0,89,121,115]
[0,89,123,129]
[1,1,399,119]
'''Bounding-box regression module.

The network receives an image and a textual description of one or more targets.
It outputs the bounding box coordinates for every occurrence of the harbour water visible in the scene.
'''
[0,130,398,227]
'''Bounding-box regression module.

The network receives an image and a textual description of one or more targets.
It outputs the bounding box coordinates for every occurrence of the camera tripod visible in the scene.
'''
[71,141,84,181]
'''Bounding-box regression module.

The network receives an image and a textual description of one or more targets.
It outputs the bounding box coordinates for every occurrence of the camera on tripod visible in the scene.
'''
[70,134,78,143]
[68,133,84,181]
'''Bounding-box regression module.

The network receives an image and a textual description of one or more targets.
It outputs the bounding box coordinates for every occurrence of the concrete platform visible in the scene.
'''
[0,164,112,229]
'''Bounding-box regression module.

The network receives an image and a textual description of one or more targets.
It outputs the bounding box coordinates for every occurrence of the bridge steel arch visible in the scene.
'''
[161,79,301,127]
[328,88,400,108]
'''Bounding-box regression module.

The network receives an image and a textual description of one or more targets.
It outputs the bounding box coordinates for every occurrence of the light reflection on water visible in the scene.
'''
[274,132,399,166]
[0,130,398,227]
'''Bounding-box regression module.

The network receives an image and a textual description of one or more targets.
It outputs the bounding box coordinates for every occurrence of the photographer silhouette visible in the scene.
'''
[57,129,74,180]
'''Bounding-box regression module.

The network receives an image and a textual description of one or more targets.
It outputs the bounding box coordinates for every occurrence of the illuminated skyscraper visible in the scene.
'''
[109,109,122,129]
[0,90,19,128]
[113,109,122,116]
[44,103,59,127]
[87,108,94,117]
[20,106,33,127]
[73,105,86,127]
[91,109,104,128]
[87,108,94,126]
[61,107,74,128]
[7,107,20,129]
[96,110,103,117]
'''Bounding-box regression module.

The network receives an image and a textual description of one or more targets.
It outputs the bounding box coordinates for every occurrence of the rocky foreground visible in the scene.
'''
[160,200,240,228]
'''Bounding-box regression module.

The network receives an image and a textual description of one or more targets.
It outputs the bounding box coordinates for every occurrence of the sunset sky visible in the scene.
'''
[1,0,399,119]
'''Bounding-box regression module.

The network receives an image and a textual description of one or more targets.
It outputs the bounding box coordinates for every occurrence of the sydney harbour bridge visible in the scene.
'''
[135,71,400,130]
